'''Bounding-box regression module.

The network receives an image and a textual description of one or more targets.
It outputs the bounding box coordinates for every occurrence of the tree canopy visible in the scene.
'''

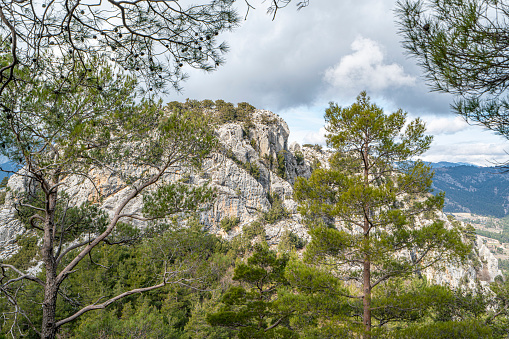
[294,92,471,337]
[0,55,218,338]
[0,0,240,96]
[396,0,509,139]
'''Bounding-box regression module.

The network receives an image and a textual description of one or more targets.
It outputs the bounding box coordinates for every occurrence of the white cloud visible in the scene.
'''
[421,143,509,166]
[324,36,415,94]
[302,127,327,145]
[423,116,470,135]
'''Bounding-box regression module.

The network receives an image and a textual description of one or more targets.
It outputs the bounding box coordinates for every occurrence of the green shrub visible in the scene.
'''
[228,221,266,256]
[311,158,321,171]
[0,191,5,205]
[0,176,8,189]
[250,138,257,150]
[303,144,323,152]
[5,234,39,270]
[260,113,278,125]
[294,151,304,165]
[264,193,288,224]
[245,162,260,180]
[237,102,255,113]
[243,220,265,240]
[278,230,306,252]
[243,116,256,131]
[277,150,287,179]
[220,216,240,232]
[201,99,215,108]
[214,100,256,124]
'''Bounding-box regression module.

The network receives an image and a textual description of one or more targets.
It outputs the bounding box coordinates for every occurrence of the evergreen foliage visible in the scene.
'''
[0,0,240,95]
[220,216,241,232]
[294,91,471,337]
[206,244,297,338]
[396,0,509,141]
[0,56,217,338]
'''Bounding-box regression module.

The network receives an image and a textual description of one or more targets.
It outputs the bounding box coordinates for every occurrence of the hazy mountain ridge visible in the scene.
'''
[431,164,509,218]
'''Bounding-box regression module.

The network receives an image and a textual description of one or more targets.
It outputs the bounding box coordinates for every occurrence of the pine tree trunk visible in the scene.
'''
[41,191,58,339]
[362,143,371,339]
[41,283,58,339]
[362,238,371,339]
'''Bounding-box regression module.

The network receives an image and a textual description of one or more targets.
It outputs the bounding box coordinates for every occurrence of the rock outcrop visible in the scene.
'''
[0,107,501,287]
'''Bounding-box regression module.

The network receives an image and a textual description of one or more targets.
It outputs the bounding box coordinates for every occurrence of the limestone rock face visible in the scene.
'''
[0,108,501,287]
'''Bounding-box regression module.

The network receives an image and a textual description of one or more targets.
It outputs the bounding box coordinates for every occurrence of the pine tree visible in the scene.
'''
[294,91,470,338]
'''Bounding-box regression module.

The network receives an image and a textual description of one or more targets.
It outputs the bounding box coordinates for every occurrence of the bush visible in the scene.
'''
[201,99,215,108]
[250,138,257,150]
[214,100,256,124]
[5,234,39,270]
[264,193,288,224]
[0,176,8,189]
[260,113,278,125]
[303,144,323,152]
[294,151,304,165]
[277,150,287,179]
[243,220,265,240]
[0,191,5,205]
[245,162,260,180]
[278,230,306,252]
[220,216,240,232]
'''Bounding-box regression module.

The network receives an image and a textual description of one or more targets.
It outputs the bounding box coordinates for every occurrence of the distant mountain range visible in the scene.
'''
[430,163,509,218]
[427,161,477,168]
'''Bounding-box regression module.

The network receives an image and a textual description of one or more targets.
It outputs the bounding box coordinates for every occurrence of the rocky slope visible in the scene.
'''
[0,107,502,287]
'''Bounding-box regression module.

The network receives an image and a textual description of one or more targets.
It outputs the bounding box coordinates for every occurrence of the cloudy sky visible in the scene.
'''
[166,0,509,166]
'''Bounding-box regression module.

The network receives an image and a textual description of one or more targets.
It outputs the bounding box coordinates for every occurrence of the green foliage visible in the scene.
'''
[277,150,287,179]
[4,234,39,270]
[224,149,261,180]
[0,191,5,205]
[245,161,261,180]
[206,244,297,338]
[228,221,266,256]
[294,91,471,334]
[264,193,289,224]
[0,177,7,189]
[0,56,220,336]
[142,181,215,219]
[220,216,240,232]
[396,0,509,139]
[499,259,509,276]
[302,144,322,152]
[0,0,240,95]
[69,300,180,339]
[213,100,256,124]
[260,113,279,126]
[278,230,306,253]
[58,224,229,338]
[294,151,304,165]
[250,138,257,150]
[383,320,493,339]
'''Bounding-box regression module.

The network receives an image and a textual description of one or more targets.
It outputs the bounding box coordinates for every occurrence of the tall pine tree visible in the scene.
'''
[294,91,470,338]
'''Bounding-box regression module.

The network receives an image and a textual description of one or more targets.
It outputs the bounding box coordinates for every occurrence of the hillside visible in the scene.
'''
[0,103,501,289]
[0,102,504,337]
[431,165,509,218]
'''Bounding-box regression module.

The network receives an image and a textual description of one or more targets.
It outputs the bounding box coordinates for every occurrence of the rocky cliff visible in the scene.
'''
[0,107,501,287]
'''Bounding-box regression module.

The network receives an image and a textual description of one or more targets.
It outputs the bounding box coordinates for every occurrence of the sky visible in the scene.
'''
[165,0,507,166]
